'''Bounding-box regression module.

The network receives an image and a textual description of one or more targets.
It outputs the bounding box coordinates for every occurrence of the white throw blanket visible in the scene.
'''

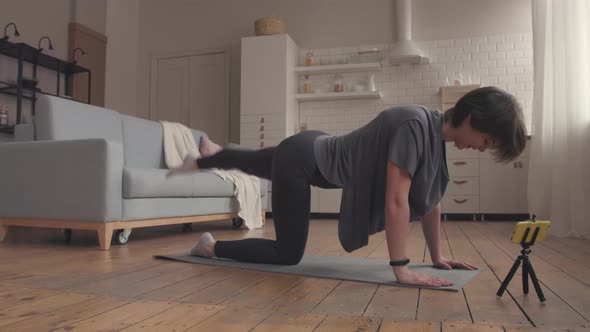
[160,121,263,229]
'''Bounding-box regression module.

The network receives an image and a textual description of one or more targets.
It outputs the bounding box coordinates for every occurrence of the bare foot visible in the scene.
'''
[190,232,216,257]
[199,137,223,158]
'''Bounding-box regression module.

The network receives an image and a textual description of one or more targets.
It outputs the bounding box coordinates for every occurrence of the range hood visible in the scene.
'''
[390,0,429,65]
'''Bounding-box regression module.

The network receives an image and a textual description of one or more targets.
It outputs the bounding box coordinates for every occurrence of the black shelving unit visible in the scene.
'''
[0,39,91,134]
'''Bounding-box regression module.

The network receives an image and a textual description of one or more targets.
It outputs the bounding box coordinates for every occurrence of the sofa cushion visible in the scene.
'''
[121,115,208,169]
[35,95,123,142]
[121,115,166,169]
[123,168,235,198]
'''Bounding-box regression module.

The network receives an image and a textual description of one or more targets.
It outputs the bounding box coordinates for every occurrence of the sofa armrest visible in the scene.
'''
[0,139,124,222]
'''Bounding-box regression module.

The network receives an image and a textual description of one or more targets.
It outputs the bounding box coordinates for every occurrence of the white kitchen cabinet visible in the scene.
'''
[439,85,530,218]
[442,142,480,214]
[479,148,529,214]
[311,187,320,212]
[240,34,299,148]
[443,136,530,217]
[309,188,342,213]
[240,34,299,212]
[317,188,342,213]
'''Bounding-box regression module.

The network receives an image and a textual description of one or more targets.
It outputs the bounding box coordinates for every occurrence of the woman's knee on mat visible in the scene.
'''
[277,249,305,265]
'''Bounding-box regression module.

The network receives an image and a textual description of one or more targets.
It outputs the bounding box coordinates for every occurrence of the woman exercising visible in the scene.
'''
[168,86,527,287]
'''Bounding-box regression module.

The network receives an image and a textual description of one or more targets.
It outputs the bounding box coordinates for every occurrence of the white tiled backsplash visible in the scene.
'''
[299,33,534,135]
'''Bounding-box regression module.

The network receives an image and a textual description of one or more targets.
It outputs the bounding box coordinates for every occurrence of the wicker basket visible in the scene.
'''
[254,17,285,36]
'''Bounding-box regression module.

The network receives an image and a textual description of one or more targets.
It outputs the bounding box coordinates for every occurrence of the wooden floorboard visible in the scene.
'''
[474,223,590,326]
[0,219,588,331]
[416,222,472,322]
[460,222,589,329]
[363,222,421,320]
[440,223,531,327]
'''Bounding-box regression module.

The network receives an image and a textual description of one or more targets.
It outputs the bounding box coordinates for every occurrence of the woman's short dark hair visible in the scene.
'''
[444,86,527,162]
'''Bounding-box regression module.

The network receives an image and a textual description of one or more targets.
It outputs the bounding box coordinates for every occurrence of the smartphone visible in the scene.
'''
[511,220,551,243]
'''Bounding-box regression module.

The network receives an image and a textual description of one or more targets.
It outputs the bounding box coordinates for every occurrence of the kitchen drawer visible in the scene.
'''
[239,137,283,148]
[447,158,479,177]
[446,142,479,159]
[240,122,284,132]
[240,128,286,139]
[446,177,479,196]
[238,138,261,148]
[240,114,282,126]
[442,195,479,213]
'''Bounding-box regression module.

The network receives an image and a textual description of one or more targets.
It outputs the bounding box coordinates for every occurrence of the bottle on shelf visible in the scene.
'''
[367,73,376,92]
[303,74,312,94]
[305,51,315,66]
[0,105,8,126]
[333,74,344,93]
[453,72,464,86]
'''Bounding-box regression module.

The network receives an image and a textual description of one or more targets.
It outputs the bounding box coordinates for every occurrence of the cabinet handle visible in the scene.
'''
[260,117,264,123]
[513,162,517,168]
[453,161,467,166]
[453,199,468,204]
[518,161,523,168]
[260,133,264,139]
[453,180,468,185]
[260,125,264,131]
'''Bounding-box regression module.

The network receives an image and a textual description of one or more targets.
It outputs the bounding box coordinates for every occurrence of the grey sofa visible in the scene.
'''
[0,95,268,250]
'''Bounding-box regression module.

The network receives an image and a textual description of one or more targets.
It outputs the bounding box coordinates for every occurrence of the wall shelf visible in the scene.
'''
[295,62,381,75]
[0,125,15,134]
[0,39,91,129]
[0,40,88,75]
[296,91,381,102]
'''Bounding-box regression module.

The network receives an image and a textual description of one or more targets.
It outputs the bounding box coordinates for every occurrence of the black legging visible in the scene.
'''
[197,131,338,265]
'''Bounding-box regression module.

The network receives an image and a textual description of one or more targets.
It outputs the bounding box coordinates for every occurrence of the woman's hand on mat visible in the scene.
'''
[393,266,454,287]
[433,256,478,270]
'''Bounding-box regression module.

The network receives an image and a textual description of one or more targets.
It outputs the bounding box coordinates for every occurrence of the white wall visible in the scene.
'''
[0,0,135,143]
[136,0,532,143]
[0,0,532,144]
[298,32,533,136]
[0,0,72,142]
[104,0,139,116]
[413,0,532,40]
[72,0,107,35]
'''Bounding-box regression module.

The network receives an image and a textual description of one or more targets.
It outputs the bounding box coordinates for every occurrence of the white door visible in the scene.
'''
[153,57,190,124]
[189,53,229,145]
[152,52,229,144]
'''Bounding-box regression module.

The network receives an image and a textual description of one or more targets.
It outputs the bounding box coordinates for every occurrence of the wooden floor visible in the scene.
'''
[0,219,589,332]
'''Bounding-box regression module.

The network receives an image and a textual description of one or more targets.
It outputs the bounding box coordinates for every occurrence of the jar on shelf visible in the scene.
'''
[367,73,376,91]
[333,74,344,93]
[0,105,8,126]
[453,72,464,86]
[305,51,315,66]
[303,74,312,94]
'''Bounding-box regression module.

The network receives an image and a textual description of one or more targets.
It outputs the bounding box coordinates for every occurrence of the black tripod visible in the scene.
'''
[496,227,546,303]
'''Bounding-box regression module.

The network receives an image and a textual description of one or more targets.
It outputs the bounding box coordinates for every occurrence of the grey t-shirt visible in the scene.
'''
[314,105,449,252]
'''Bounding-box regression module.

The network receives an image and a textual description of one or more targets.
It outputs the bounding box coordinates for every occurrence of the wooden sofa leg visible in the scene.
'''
[262,210,266,225]
[0,224,7,242]
[97,223,114,250]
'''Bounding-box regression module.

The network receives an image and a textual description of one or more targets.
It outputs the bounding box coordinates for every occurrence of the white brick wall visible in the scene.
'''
[298,33,534,135]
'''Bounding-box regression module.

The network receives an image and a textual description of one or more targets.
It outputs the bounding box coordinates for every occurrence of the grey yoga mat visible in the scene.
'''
[154,254,483,291]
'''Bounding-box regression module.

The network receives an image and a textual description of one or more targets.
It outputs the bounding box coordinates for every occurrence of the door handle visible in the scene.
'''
[453,199,468,204]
